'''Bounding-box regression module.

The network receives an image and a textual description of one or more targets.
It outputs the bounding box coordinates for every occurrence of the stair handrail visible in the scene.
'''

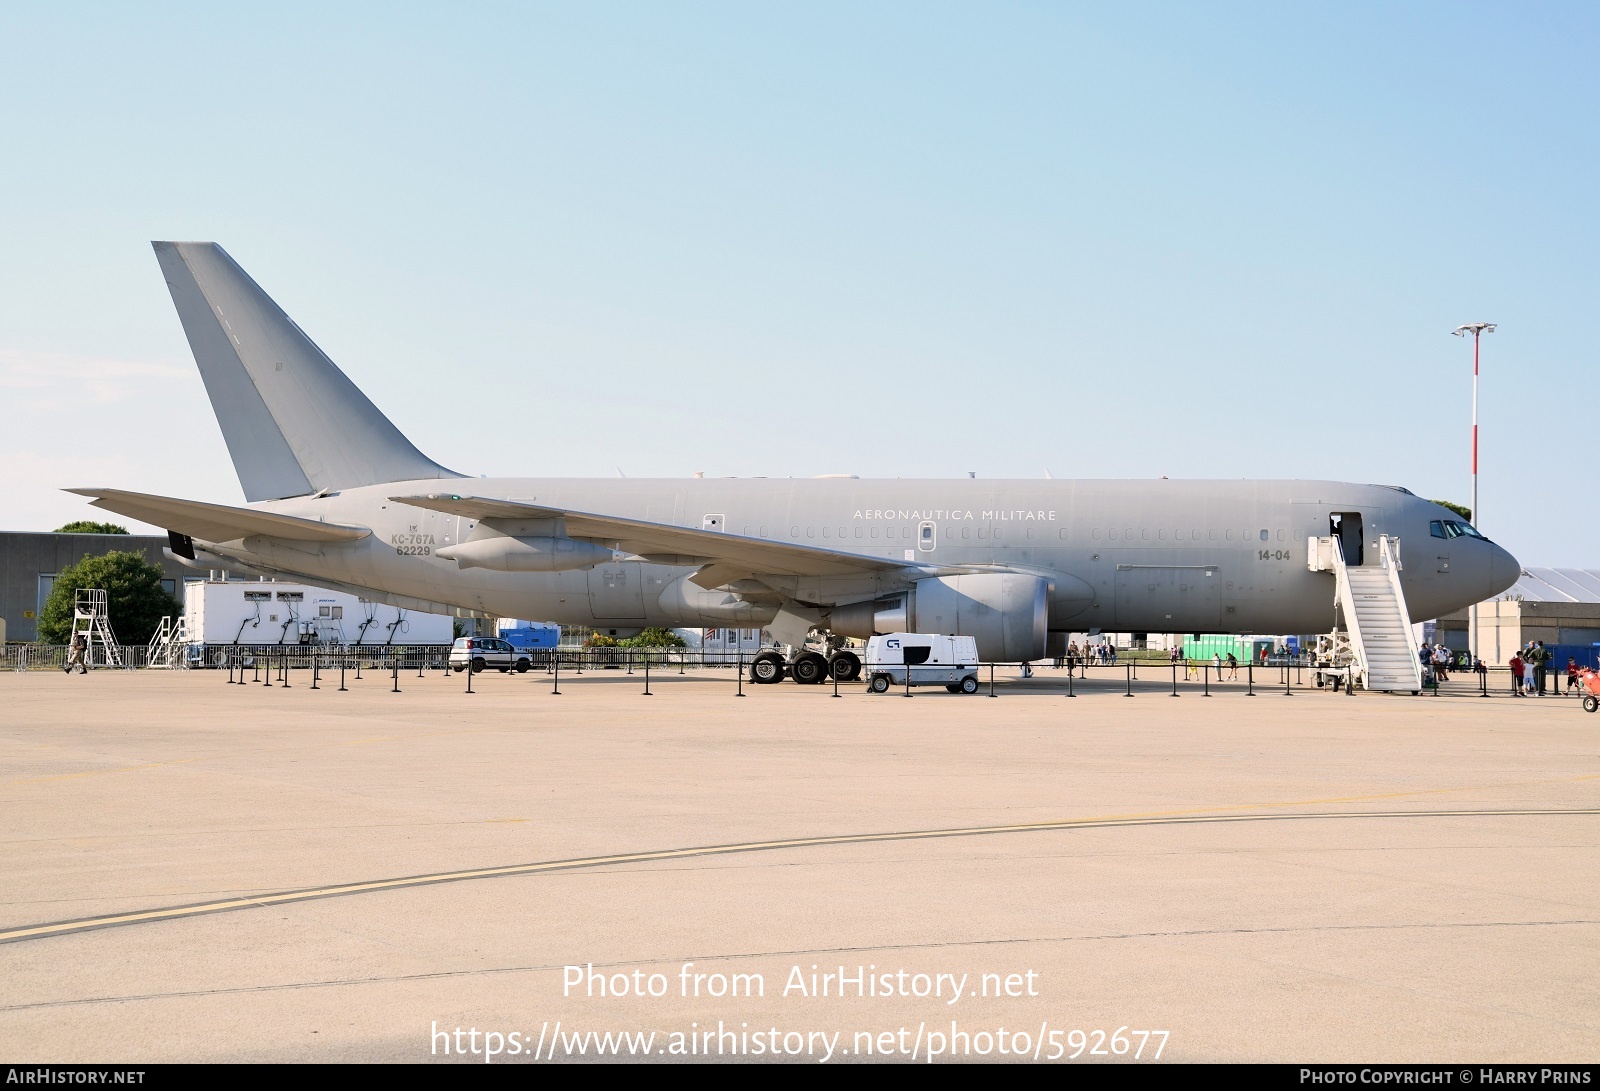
[147,616,169,666]
[1331,536,1370,689]
[1377,535,1425,690]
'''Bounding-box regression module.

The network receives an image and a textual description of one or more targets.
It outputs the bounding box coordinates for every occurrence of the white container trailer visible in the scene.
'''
[183,581,455,646]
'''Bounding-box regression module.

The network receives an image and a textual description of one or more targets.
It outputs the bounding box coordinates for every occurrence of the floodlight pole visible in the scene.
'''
[1452,322,1496,663]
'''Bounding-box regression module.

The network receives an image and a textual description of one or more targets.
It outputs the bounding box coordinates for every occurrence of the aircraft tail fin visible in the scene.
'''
[152,241,459,502]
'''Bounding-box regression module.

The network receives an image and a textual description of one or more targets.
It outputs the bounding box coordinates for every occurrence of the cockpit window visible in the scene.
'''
[1433,519,1488,541]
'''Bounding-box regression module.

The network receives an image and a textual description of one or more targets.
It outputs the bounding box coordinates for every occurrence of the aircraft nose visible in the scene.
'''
[1489,542,1520,598]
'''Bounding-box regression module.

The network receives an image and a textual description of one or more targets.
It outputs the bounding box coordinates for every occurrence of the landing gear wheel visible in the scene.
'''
[828,651,862,682]
[791,653,828,684]
[1584,695,1598,713]
[959,675,979,695]
[868,674,891,694]
[750,652,786,684]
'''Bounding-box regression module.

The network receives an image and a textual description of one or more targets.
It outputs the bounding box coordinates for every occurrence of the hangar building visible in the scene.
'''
[0,531,191,642]
[1438,568,1600,667]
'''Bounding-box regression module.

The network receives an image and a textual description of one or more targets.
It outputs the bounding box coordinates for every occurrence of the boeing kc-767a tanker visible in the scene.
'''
[69,243,1518,684]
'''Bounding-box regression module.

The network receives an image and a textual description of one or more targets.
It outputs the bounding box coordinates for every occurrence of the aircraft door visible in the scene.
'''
[1330,513,1364,566]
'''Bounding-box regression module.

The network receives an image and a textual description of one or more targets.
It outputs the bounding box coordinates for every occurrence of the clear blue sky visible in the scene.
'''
[2,2,1594,564]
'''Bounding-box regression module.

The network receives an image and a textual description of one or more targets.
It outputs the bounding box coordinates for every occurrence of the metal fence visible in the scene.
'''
[3,643,753,674]
[5,643,1589,703]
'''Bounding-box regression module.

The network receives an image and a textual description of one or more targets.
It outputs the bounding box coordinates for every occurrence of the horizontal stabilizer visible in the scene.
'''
[390,493,903,578]
[65,488,371,544]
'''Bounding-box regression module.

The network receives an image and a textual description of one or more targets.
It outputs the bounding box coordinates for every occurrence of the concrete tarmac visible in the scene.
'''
[1,664,1596,1063]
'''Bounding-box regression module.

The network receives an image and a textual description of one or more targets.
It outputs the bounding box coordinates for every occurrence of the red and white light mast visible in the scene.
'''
[1452,321,1496,662]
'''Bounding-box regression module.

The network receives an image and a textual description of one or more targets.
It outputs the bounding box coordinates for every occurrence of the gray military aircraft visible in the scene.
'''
[69,242,1519,683]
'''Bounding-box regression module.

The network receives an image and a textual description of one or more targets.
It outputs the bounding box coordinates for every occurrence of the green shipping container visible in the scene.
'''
[1182,635,1249,661]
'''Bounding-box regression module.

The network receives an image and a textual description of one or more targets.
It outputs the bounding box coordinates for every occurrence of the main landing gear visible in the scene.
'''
[748,649,862,685]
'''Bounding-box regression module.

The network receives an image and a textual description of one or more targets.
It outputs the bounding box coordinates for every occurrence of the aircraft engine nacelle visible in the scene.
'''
[658,575,777,626]
[434,536,613,572]
[911,573,1049,662]
[832,573,1049,662]
[830,596,909,639]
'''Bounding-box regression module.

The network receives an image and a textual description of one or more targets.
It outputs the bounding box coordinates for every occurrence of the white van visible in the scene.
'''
[865,633,981,694]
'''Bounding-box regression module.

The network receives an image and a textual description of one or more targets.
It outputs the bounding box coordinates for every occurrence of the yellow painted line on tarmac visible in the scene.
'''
[2,806,1597,945]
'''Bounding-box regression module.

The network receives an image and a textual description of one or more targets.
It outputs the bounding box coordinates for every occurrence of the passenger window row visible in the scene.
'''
[1091,528,1287,542]
[765,524,1292,546]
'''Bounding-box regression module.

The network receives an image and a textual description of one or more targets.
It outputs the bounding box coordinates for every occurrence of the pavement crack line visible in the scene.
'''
[1,807,1596,946]
[3,918,1596,1013]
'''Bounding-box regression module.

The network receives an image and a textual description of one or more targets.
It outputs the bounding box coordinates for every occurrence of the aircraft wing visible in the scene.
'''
[390,493,903,577]
[64,488,371,543]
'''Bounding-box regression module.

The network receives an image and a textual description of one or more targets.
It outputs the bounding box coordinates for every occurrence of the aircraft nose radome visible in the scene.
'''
[1490,543,1520,599]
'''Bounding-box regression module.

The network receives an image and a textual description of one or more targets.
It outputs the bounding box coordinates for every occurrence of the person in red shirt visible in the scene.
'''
[1509,652,1524,696]
[1567,657,1580,693]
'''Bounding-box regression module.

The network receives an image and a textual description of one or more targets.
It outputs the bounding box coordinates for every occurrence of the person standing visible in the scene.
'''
[1533,641,1550,695]
[1508,651,1524,696]
[64,632,88,675]
[1226,651,1239,679]
[1566,656,1579,694]
[1522,647,1537,695]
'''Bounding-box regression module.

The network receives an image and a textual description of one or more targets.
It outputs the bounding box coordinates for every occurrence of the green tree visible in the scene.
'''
[54,520,129,534]
[1431,500,1472,523]
[619,627,688,648]
[37,551,181,645]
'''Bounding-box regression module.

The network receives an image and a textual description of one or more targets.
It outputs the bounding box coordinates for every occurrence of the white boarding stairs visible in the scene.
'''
[1308,534,1423,693]
[71,588,123,669]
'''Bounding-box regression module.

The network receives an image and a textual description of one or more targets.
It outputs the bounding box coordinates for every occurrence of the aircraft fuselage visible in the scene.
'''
[197,477,1516,639]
